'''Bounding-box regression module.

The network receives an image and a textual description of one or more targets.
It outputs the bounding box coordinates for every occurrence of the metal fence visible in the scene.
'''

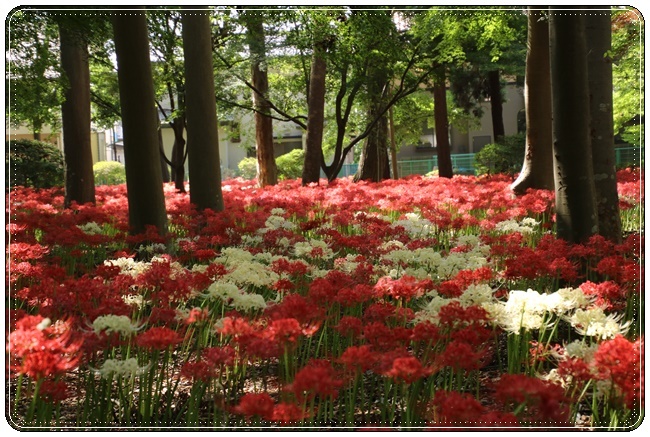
[336,147,642,179]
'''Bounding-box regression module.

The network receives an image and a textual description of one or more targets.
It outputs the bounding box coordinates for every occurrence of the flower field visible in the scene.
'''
[6,169,644,430]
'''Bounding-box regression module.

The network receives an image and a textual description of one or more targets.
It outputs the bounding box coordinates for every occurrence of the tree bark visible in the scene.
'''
[113,12,168,235]
[511,8,555,194]
[302,45,327,185]
[487,69,505,143]
[433,67,453,178]
[586,8,622,243]
[170,116,186,192]
[182,8,224,212]
[243,12,277,187]
[59,25,95,208]
[389,104,399,179]
[550,10,598,243]
[355,64,389,183]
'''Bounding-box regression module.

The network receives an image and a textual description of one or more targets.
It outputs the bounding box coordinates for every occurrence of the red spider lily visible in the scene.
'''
[437,302,490,330]
[579,281,628,311]
[9,242,50,261]
[38,379,71,404]
[265,318,303,345]
[494,374,571,425]
[339,345,377,374]
[383,356,431,384]
[334,284,375,307]
[362,322,413,352]
[135,327,183,350]
[264,293,323,325]
[334,316,364,338]
[373,275,432,302]
[429,390,486,425]
[289,359,344,401]
[184,307,210,324]
[557,356,593,385]
[269,402,309,425]
[202,345,236,367]
[8,316,82,380]
[593,335,643,409]
[438,340,490,373]
[180,360,217,383]
[231,392,275,420]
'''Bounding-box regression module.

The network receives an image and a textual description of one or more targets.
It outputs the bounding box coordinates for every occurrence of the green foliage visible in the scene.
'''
[474,133,525,175]
[611,8,643,146]
[238,157,258,180]
[6,139,64,189]
[93,161,126,186]
[276,148,305,180]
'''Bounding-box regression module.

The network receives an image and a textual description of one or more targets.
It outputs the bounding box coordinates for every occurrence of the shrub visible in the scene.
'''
[93,161,126,186]
[238,157,257,180]
[237,149,306,181]
[6,139,65,189]
[474,133,525,176]
[276,148,305,180]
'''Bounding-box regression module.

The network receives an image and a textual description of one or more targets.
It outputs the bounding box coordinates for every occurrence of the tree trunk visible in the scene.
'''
[354,110,389,182]
[511,8,555,194]
[244,12,277,187]
[182,8,224,212]
[170,116,186,192]
[59,25,95,208]
[302,45,327,185]
[487,69,505,143]
[355,64,389,183]
[158,125,170,183]
[113,12,168,235]
[433,67,453,178]
[389,104,399,179]
[586,8,622,243]
[550,10,598,243]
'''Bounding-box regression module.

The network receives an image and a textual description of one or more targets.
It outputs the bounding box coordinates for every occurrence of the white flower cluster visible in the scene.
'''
[494,217,540,235]
[392,212,435,238]
[77,221,104,235]
[92,315,143,336]
[486,288,593,334]
[566,308,631,340]
[104,257,150,277]
[293,239,335,260]
[202,280,267,311]
[260,214,296,233]
[414,284,495,325]
[94,358,149,378]
[381,239,489,281]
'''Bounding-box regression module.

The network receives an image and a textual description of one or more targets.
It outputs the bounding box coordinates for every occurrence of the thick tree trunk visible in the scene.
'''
[33,131,42,141]
[113,12,168,235]
[487,69,505,143]
[586,9,622,243]
[433,67,453,178]
[355,64,389,183]
[244,13,277,187]
[354,110,389,182]
[511,8,555,194]
[550,10,598,243]
[302,46,327,185]
[59,25,95,208]
[182,9,224,212]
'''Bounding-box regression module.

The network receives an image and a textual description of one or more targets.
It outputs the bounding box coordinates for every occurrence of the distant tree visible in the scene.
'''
[586,8,622,243]
[241,10,278,187]
[7,9,64,141]
[432,66,453,178]
[182,8,224,211]
[112,11,168,235]
[549,10,598,243]
[149,10,187,191]
[511,8,554,194]
[302,11,332,185]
